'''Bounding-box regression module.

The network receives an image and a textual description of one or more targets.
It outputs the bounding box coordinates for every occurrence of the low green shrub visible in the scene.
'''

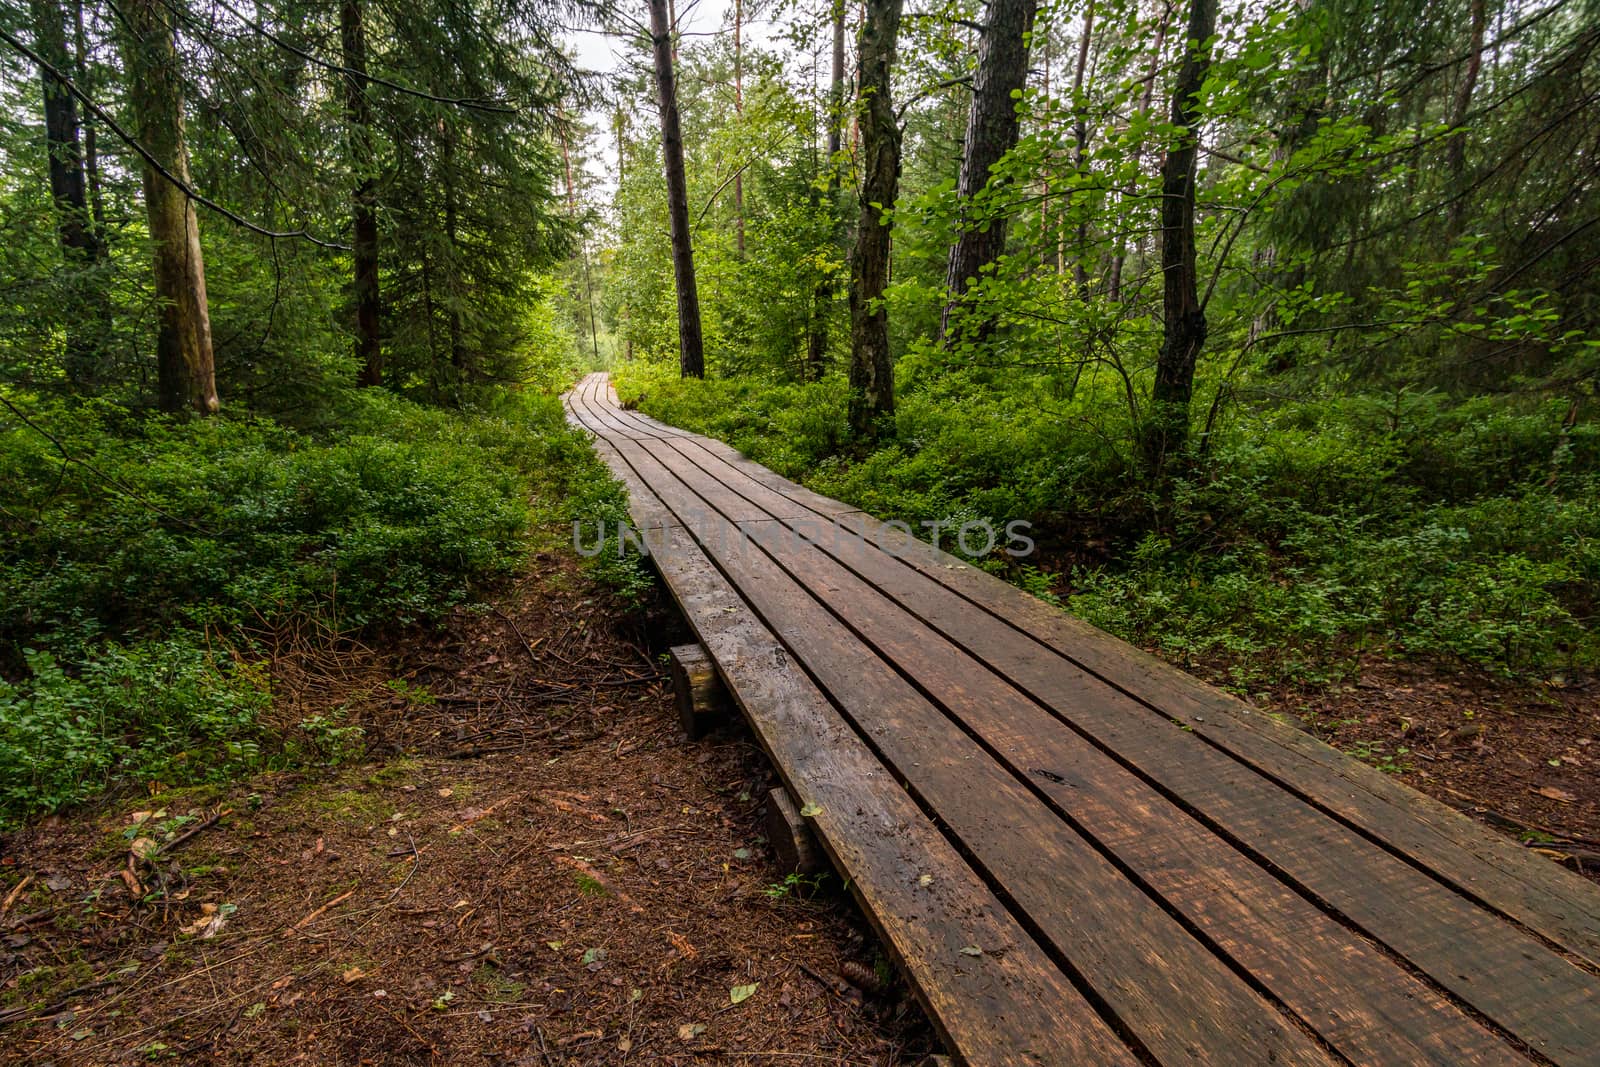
[0,641,269,818]
[0,382,640,824]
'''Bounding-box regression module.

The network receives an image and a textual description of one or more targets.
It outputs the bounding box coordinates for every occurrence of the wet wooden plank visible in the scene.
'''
[644,523,1143,1066]
[605,433,1341,1067]
[834,509,1600,969]
[567,374,1600,1066]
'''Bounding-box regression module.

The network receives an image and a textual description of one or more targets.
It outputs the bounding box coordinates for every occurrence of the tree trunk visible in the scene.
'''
[69,0,106,236]
[119,0,218,416]
[733,0,746,257]
[847,0,903,438]
[442,127,465,381]
[938,0,1038,345]
[1108,0,1169,304]
[648,0,705,378]
[1142,0,1216,475]
[341,0,382,387]
[1446,0,1487,233]
[31,0,109,388]
[805,0,848,381]
[1069,0,1095,295]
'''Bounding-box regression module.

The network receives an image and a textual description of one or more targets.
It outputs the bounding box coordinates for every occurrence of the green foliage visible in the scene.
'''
[0,390,552,644]
[0,641,269,821]
[0,384,638,824]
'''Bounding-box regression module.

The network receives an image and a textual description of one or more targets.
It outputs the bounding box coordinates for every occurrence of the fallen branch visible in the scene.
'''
[1,874,34,916]
[288,888,356,933]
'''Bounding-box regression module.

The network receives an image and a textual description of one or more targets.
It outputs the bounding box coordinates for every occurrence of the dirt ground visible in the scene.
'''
[4,551,1597,1066]
[0,552,937,1065]
[1280,658,1600,880]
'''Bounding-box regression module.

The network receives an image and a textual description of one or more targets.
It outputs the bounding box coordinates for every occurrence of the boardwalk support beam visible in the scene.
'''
[766,787,825,876]
[669,643,729,738]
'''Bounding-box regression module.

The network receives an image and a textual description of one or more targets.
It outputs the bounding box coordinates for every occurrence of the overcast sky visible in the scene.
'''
[564,0,792,205]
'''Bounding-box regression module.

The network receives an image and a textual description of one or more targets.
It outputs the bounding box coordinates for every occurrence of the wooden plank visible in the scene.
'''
[765,786,825,876]
[596,384,1600,976]
[607,436,1342,1067]
[645,526,1141,1066]
[601,388,866,519]
[571,391,1143,1063]
[667,643,730,738]
[721,516,1531,1066]
[613,418,1596,1063]
[835,509,1600,968]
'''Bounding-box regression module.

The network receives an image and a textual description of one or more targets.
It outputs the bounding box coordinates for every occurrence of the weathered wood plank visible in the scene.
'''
[765,786,825,876]
[601,432,1341,1067]
[667,643,729,738]
[645,527,1140,1066]
[569,379,1141,1066]
[835,509,1600,968]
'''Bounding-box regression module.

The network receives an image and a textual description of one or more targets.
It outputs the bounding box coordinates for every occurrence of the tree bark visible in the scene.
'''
[1142,0,1216,474]
[1069,0,1095,294]
[31,0,109,388]
[341,0,382,387]
[119,0,218,415]
[733,0,746,257]
[847,0,903,438]
[938,0,1038,345]
[648,0,705,378]
[805,0,848,381]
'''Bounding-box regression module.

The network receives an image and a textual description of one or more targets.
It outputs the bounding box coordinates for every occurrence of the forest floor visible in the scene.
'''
[1286,659,1600,878]
[0,548,936,1065]
[2,548,1596,1067]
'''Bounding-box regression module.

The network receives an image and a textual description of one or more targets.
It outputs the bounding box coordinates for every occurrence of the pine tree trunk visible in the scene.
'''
[442,128,465,381]
[341,0,382,387]
[847,0,903,438]
[805,0,848,382]
[119,0,218,415]
[1070,0,1095,295]
[648,0,705,378]
[1142,0,1217,475]
[31,0,109,388]
[938,0,1038,345]
[733,0,746,257]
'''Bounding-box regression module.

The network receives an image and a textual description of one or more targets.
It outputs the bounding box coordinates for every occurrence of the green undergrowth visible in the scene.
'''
[0,384,643,825]
[616,363,1599,688]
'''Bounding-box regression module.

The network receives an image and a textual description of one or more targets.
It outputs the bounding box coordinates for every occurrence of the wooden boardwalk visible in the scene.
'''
[565,372,1600,1066]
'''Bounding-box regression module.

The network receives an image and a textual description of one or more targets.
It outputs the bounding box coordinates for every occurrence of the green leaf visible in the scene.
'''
[730,982,759,1004]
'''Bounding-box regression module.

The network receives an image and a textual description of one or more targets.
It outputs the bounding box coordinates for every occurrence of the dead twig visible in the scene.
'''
[1,874,34,916]
[157,807,233,857]
[288,888,356,933]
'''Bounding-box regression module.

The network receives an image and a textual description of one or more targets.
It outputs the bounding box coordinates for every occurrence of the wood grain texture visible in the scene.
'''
[564,372,1600,1066]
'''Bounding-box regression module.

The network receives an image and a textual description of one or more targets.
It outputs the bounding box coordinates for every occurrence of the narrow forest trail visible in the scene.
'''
[0,549,936,1064]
